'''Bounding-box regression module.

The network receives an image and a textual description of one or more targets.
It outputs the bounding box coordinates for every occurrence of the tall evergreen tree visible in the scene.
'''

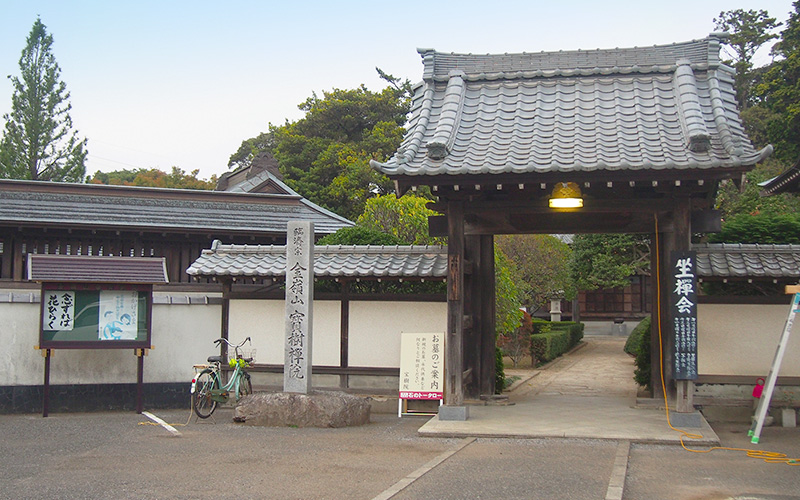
[714,9,781,110]
[0,18,87,182]
[756,2,800,162]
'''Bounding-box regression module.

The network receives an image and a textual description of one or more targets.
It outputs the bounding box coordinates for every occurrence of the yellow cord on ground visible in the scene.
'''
[653,214,798,466]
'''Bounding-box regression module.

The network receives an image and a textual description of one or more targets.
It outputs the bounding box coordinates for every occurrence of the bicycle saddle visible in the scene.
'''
[207,355,225,364]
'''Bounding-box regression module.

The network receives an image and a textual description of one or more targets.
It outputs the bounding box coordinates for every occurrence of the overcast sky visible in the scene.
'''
[0,1,794,181]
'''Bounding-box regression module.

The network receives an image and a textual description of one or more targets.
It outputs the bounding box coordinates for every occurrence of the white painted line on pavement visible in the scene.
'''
[141,411,182,437]
[371,437,476,500]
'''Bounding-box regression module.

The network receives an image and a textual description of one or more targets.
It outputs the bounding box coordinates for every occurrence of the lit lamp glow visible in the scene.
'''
[549,182,583,209]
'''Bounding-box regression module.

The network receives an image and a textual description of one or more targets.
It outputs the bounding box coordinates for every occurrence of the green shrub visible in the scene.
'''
[557,321,584,346]
[495,346,506,394]
[623,323,640,355]
[529,320,585,366]
[531,319,552,336]
[530,329,570,365]
[627,316,652,391]
[530,334,548,365]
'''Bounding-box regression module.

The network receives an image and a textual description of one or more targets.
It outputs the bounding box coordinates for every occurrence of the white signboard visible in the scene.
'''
[399,332,444,400]
[43,291,75,331]
[98,290,139,340]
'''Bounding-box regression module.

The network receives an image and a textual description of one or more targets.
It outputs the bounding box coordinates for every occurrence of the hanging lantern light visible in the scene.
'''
[549,182,583,209]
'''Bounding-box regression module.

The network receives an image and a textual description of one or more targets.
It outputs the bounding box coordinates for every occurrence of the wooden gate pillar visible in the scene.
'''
[464,234,480,400]
[651,198,692,408]
[464,234,496,399]
[478,234,496,397]
[441,200,468,420]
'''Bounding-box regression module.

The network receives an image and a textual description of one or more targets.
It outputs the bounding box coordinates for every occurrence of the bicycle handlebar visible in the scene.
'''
[213,337,251,348]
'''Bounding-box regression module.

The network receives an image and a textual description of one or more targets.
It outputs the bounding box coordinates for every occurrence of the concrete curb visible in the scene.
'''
[605,440,630,500]
[370,437,475,500]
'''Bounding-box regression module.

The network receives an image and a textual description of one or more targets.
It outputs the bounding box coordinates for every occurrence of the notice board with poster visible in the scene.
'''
[398,332,444,416]
[28,254,168,416]
[40,284,152,349]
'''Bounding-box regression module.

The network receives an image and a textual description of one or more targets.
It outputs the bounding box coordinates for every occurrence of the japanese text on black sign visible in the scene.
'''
[672,251,698,380]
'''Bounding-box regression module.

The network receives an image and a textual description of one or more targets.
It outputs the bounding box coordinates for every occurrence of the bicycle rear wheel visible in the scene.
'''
[236,371,253,401]
[193,369,219,418]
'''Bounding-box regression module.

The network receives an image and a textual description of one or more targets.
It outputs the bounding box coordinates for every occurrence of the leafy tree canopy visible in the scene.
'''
[229,70,412,221]
[708,212,800,244]
[356,193,443,245]
[0,18,87,182]
[495,248,527,339]
[88,167,216,190]
[496,234,575,311]
[316,226,403,246]
[754,2,800,162]
[570,234,650,291]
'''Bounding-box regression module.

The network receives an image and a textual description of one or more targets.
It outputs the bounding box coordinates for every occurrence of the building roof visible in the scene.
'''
[760,156,800,195]
[693,243,800,280]
[371,35,771,183]
[187,241,799,281]
[186,241,447,279]
[215,153,294,195]
[28,254,169,284]
[0,179,353,236]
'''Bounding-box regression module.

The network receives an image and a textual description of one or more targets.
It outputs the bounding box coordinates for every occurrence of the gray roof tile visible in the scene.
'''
[0,180,352,236]
[372,35,771,179]
[186,242,447,279]
[693,244,800,279]
[188,241,799,281]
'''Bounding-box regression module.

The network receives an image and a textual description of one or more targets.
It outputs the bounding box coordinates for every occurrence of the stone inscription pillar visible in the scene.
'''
[284,221,314,394]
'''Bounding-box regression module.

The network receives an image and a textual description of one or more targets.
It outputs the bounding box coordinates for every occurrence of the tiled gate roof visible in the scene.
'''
[372,35,771,180]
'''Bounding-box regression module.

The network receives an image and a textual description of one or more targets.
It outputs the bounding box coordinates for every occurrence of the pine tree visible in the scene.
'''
[0,18,87,182]
[756,2,800,162]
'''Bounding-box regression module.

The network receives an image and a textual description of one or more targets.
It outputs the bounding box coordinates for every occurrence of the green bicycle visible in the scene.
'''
[191,337,255,418]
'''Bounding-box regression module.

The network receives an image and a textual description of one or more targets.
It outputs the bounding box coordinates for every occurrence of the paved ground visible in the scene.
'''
[421,336,720,444]
[1,335,798,500]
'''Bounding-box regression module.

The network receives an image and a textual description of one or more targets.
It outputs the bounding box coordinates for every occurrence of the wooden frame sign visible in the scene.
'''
[39,283,153,350]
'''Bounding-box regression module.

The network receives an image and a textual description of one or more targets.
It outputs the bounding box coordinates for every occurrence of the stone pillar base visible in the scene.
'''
[438,405,469,421]
[670,410,703,428]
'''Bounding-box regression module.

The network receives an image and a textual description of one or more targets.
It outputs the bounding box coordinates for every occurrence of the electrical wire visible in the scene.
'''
[653,213,798,465]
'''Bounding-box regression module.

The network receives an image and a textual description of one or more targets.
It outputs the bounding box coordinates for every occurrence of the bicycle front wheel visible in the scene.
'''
[236,371,253,401]
[193,369,219,419]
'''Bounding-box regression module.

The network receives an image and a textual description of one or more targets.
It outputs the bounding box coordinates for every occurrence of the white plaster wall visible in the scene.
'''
[349,301,447,367]
[698,303,800,377]
[229,299,341,366]
[1,302,46,386]
[147,303,220,382]
[0,298,221,386]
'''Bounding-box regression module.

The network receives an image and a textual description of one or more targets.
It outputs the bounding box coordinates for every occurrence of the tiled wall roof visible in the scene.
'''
[188,242,800,281]
[186,242,447,279]
[694,243,800,279]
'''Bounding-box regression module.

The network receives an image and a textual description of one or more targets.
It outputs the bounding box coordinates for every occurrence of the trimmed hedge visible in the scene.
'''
[530,320,585,366]
[628,316,652,391]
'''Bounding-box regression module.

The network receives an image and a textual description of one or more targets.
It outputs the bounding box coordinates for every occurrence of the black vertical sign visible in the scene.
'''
[671,251,698,380]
